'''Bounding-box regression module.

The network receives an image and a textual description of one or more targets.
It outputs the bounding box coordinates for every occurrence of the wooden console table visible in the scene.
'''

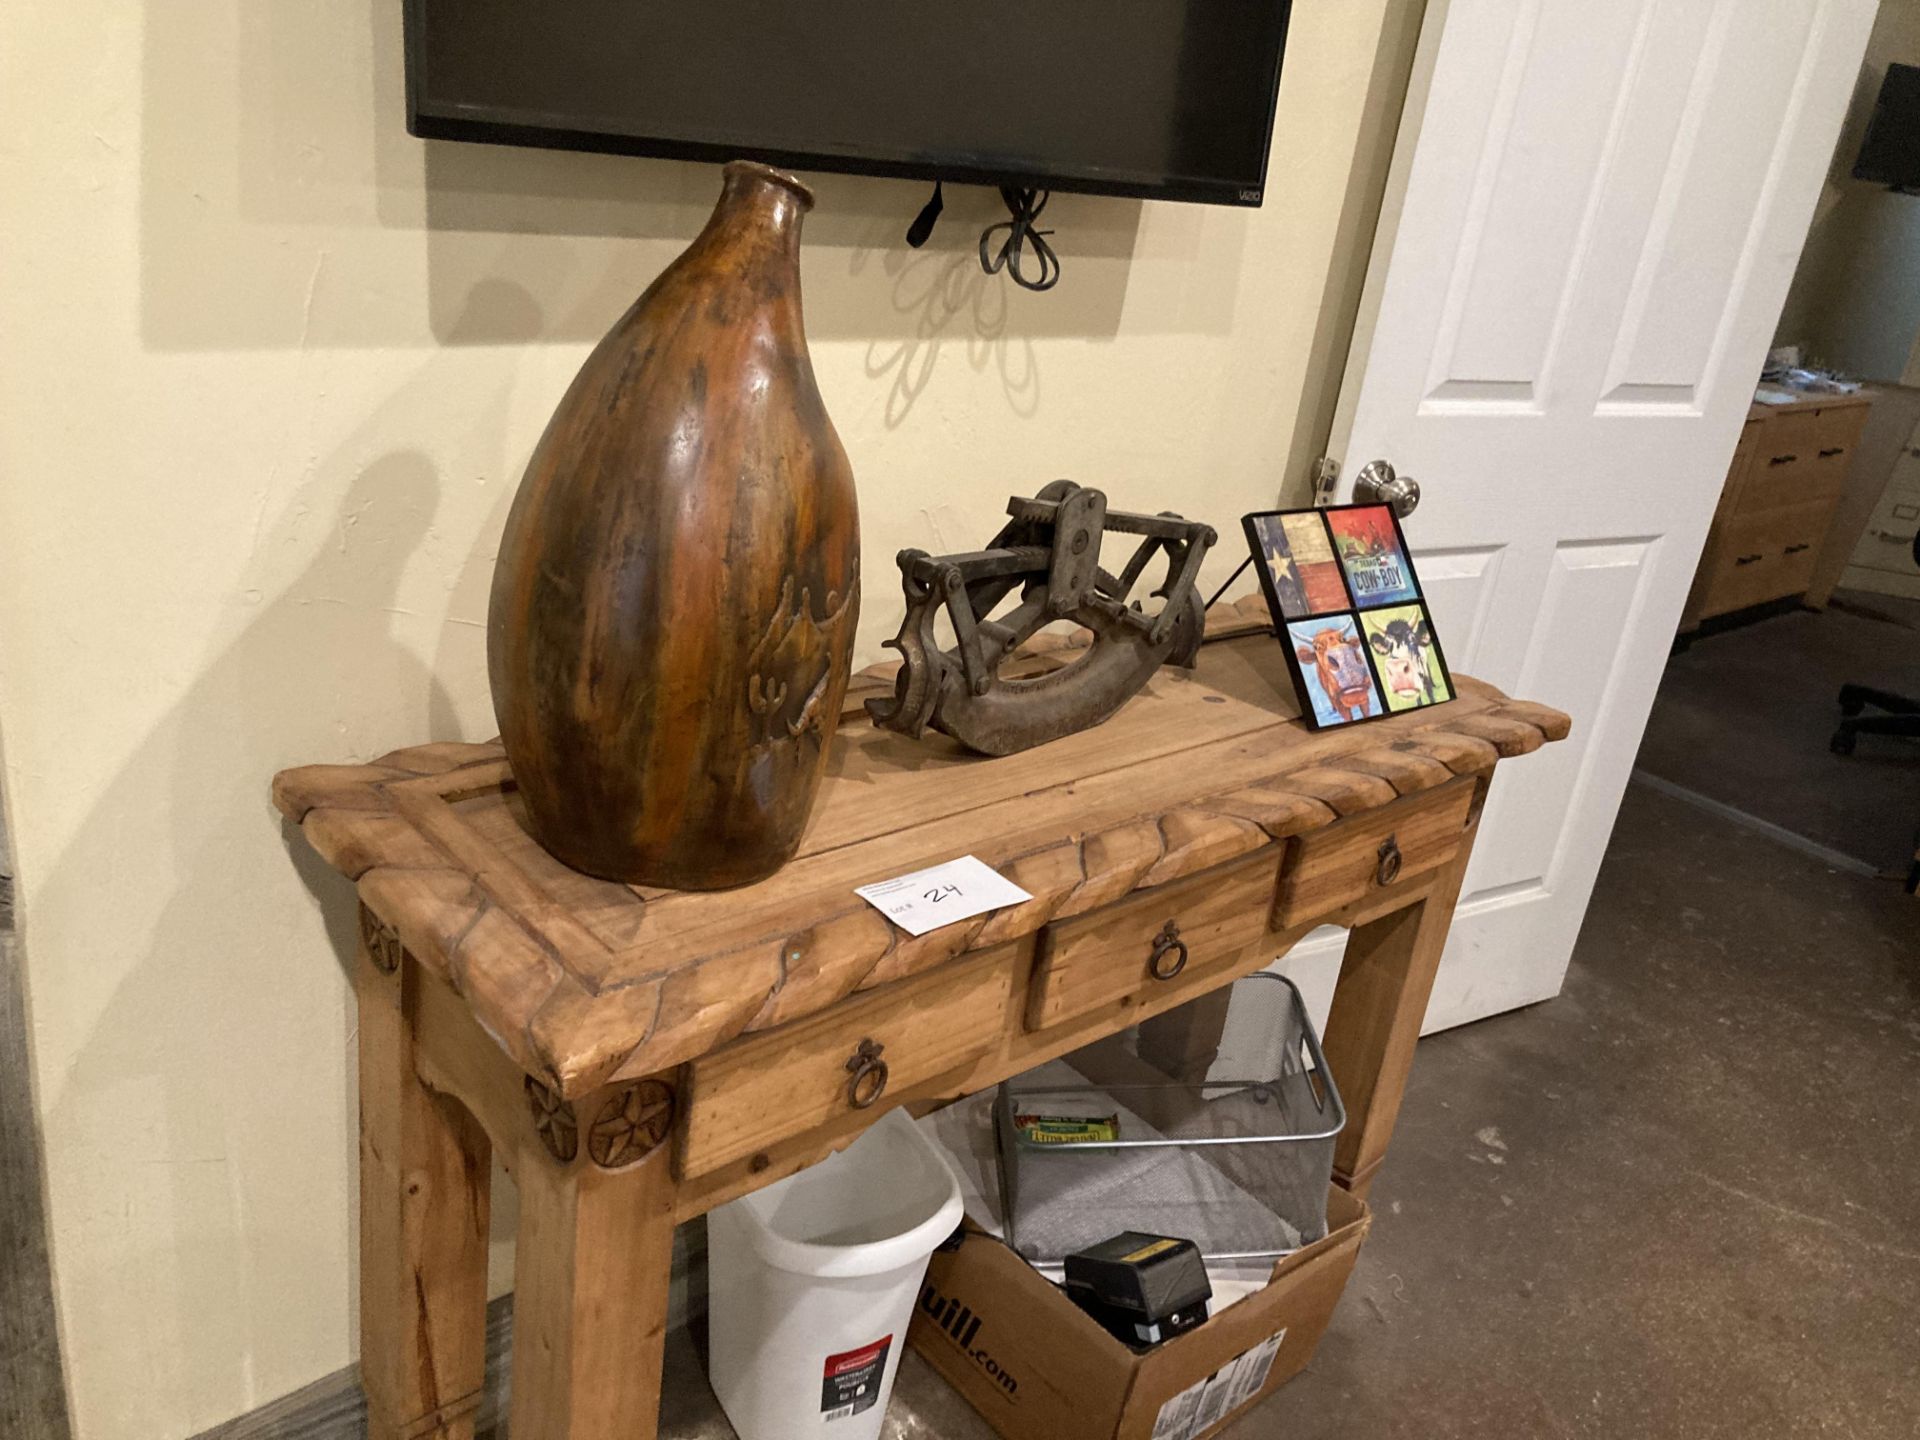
[272,604,1568,1440]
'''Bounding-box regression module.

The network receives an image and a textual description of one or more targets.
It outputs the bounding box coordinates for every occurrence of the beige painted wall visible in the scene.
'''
[0,2,1404,1436]
[1776,0,1920,383]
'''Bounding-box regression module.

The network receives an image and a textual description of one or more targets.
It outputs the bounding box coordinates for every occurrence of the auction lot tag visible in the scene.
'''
[854,855,1034,937]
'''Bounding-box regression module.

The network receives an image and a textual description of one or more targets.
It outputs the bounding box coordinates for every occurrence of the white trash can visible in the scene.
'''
[707,1108,964,1440]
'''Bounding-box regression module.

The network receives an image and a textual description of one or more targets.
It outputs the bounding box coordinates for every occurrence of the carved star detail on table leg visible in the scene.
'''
[588,1080,677,1169]
[523,1077,580,1163]
[358,903,403,974]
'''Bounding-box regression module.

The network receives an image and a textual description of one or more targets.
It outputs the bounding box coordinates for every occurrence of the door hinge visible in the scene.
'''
[1310,457,1340,508]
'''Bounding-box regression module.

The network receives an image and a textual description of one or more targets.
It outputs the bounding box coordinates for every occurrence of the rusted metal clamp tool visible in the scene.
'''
[868,481,1216,755]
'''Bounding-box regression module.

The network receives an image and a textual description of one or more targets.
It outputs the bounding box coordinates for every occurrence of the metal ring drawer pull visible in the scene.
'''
[845,1038,889,1110]
[1376,835,1403,886]
[1147,920,1189,981]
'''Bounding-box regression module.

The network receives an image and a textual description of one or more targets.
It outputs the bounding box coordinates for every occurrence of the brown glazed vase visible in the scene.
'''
[487,162,859,889]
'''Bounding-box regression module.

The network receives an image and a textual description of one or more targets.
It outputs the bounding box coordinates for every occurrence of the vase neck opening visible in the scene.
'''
[701,161,811,264]
[723,160,814,213]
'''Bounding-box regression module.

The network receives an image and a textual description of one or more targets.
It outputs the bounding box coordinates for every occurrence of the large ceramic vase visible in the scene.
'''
[488,161,860,889]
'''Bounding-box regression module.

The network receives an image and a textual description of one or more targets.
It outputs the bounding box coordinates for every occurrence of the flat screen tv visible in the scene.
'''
[1853,62,1920,192]
[403,1,1295,207]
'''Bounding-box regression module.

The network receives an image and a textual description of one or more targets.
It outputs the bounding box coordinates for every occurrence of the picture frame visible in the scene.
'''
[1240,503,1455,731]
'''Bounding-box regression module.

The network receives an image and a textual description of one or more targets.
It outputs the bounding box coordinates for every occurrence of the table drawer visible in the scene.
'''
[1700,500,1828,616]
[1740,455,1839,515]
[1741,412,1815,505]
[1813,403,1869,452]
[1026,852,1280,1032]
[678,950,1013,1178]
[1273,778,1474,928]
[1712,419,1763,525]
[1741,410,1822,511]
[1808,403,1869,494]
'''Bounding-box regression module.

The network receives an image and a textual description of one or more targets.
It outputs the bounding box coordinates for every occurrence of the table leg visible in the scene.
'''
[1321,814,1479,1199]
[356,911,492,1440]
[1135,985,1233,1079]
[508,1139,676,1440]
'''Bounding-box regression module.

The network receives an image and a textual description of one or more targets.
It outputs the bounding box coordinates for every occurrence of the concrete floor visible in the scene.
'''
[1272,783,1919,1438]
[604,599,1920,1439]
[1638,592,1920,873]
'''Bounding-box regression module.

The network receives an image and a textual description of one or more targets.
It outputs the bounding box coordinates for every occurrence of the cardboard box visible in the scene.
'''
[908,1186,1370,1440]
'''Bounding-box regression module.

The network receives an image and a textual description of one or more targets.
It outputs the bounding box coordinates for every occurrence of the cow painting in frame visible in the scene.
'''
[1286,617,1383,726]
[1361,603,1453,713]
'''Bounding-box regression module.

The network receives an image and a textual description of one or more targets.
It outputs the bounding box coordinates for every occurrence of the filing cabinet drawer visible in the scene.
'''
[1806,403,1869,502]
[1739,411,1822,512]
[1741,405,1864,514]
[1701,500,1828,615]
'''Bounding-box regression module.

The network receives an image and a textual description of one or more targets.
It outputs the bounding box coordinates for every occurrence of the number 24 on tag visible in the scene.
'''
[853,856,1034,938]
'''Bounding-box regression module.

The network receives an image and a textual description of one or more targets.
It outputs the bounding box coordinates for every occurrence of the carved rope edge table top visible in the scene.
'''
[273,596,1570,1099]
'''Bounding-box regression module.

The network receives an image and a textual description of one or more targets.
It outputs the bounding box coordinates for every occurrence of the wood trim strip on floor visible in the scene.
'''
[1629,769,1883,879]
[187,1223,707,1440]
[186,1296,515,1440]
[184,1297,514,1440]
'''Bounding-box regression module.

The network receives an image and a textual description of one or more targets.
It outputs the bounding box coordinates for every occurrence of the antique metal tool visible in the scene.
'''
[867,481,1217,755]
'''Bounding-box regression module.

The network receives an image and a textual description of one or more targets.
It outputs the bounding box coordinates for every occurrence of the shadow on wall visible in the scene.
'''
[136,0,1246,380]
[33,354,533,1429]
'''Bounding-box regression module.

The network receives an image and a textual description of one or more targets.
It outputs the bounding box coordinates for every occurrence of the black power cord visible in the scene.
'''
[980,186,1060,292]
[905,181,945,248]
[901,181,1063,291]
[1203,555,1253,613]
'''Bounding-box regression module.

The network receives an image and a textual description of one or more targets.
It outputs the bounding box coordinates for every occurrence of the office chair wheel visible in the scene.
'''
[1829,727,1856,756]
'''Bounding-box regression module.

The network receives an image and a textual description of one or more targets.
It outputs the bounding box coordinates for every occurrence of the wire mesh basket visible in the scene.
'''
[993,972,1344,1268]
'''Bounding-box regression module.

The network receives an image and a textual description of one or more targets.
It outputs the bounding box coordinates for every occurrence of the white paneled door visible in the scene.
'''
[1333,0,1879,1030]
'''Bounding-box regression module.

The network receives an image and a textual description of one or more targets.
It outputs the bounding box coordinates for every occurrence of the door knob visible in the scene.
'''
[1353,460,1421,517]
